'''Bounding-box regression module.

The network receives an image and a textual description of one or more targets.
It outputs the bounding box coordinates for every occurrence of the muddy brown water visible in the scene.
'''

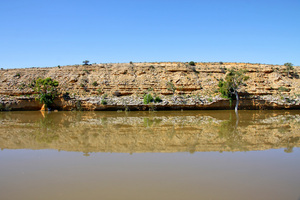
[0,110,300,200]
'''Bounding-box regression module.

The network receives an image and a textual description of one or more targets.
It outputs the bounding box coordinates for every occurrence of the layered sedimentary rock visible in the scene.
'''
[0,62,299,110]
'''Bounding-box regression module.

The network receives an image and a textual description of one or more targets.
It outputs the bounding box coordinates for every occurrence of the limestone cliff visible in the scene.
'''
[0,62,299,110]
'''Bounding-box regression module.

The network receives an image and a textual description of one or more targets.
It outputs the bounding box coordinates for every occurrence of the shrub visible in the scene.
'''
[278,86,289,92]
[189,61,195,66]
[34,78,59,108]
[129,61,133,64]
[144,94,153,104]
[219,62,223,65]
[166,82,176,93]
[154,96,162,103]
[97,88,102,94]
[92,81,98,86]
[101,99,107,105]
[102,93,108,98]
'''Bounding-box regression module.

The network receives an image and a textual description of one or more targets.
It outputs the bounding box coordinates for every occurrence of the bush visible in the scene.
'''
[278,86,289,92]
[189,61,195,66]
[92,81,98,86]
[97,88,102,94]
[34,78,59,108]
[154,96,162,103]
[101,99,107,105]
[166,82,176,93]
[144,94,153,104]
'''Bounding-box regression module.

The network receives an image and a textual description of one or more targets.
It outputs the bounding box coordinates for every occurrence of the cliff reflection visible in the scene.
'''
[0,111,299,153]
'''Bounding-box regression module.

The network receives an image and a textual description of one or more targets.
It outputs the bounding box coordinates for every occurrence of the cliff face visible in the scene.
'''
[0,62,299,110]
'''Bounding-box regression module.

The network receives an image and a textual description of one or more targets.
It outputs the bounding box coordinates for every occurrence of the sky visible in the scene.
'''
[0,0,299,68]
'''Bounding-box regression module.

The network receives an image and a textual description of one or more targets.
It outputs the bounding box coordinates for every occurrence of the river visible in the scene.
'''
[0,110,299,200]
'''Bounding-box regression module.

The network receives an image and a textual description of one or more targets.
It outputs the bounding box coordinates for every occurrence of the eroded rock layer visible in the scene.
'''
[0,62,299,110]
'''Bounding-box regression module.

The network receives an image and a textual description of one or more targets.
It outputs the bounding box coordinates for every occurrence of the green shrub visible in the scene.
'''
[101,99,107,105]
[144,94,153,104]
[97,88,102,94]
[34,78,59,107]
[102,93,108,98]
[83,69,89,74]
[92,81,98,86]
[166,82,176,93]
[154,96,162,103]
[278,86,289,92]
[189,61,195,66]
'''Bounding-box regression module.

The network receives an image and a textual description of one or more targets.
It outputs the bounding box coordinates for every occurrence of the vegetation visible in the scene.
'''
[34,78,59,108]
[83,60,90,65]
[278,86,289,92]
[284,62,294,77]
[166,82,176,93]
[189,61,196,66]
[101,99,107,105]
[218,68,249,112]
[92,81,98,86]
[154,96,162,103]
[144,94,153,104]
[97,88,102,94]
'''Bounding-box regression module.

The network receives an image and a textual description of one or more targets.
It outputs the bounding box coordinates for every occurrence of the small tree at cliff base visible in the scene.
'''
[218,68,249,112]
[34,78,59,109]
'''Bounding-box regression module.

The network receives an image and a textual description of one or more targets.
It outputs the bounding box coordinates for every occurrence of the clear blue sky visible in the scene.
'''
[1,0,299,68]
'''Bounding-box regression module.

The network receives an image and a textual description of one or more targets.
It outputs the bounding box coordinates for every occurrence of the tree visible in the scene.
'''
[83,60,89,65]
[189,61,195,66]
[284,62,294,77]
[34,78,59,108]
[218,68,249,112]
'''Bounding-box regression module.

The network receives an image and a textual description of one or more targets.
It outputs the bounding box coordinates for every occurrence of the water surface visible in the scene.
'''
[0,110,299,200]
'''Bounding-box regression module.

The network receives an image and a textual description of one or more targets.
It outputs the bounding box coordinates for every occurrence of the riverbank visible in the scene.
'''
[1,62,299,111]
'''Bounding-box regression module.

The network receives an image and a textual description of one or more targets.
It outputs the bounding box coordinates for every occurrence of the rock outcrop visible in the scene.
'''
[0,62,299,110]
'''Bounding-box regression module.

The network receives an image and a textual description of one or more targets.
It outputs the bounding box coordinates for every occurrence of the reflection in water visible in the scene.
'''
[0,110,299,153]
